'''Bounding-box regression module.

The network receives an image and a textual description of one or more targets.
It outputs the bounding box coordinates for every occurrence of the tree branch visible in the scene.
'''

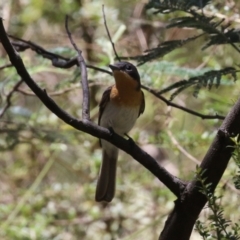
[65,15,90,120]
[8,35,111,74]
[6,36,225,120]
[159,97,240,240]
[0,17,185,198]
[142,85,225,120]
[102,5,121,62]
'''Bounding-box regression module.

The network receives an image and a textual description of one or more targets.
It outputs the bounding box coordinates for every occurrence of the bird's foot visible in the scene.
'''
[124,133,135,147]
[108,127,115,136]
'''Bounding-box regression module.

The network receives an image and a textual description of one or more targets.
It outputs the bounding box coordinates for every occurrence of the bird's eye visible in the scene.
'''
[125,65,132,71]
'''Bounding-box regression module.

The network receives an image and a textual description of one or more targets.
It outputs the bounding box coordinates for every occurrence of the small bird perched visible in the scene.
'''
[96,61,145,202]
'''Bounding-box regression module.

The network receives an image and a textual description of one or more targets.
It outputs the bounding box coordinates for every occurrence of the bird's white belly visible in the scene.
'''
[100,102,139,136]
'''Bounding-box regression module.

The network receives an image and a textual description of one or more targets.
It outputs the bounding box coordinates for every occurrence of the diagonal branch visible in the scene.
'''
[65,15,90,120]
[142,85,225,120]
[160,97,240,240]
[0,17,185,198]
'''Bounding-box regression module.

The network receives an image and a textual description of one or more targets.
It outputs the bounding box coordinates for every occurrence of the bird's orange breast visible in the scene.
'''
[110,71,143,107]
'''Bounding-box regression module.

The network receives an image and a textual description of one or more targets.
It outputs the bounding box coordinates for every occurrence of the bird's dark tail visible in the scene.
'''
[95,148,118,202]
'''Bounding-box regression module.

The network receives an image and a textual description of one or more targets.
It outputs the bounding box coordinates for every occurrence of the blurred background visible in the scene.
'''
[0,0,240,239]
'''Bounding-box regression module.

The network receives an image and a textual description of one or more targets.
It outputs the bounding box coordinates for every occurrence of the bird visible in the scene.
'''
[95,61,145,202]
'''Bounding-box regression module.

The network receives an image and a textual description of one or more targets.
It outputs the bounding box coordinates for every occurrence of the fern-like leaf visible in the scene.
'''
[120,35,201,65]
[158,67,237,100]
[146,0,211,13]
[170,83,193,100]
[157,79,188,95]
[196,167,240,240]
[167,11,224,34]
[203,28,240,49]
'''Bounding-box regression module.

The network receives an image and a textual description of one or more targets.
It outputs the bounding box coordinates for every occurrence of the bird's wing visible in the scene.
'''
[98,86,112,125]
[138,90,145,117]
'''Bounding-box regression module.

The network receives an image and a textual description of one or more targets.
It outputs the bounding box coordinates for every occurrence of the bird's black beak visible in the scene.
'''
[109,64,120,72]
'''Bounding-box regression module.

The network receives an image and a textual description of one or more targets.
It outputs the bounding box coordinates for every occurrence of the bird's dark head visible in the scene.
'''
[109,62,140,85]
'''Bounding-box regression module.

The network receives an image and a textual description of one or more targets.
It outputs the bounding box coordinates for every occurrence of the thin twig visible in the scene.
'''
[0,79,23,118]
[167,130,200,165]
[86,64,111,74]
[102,5,121,62]
[17,86,77,96]
[167,129,240,195]
[142,85,225,120]
[0,63,12,70]
[17,82,106,96]
[65,15,90,120]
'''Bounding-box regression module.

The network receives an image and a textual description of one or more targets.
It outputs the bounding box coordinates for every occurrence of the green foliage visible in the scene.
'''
[204,29,240,50]
[166,12,222,34]
[122,35,201,65]
[195,167,240,240]
[158,67,237,100]
[130,7,238,62]
[126,7,237,66]
[121,0,240,101]
[146,0,211,13]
